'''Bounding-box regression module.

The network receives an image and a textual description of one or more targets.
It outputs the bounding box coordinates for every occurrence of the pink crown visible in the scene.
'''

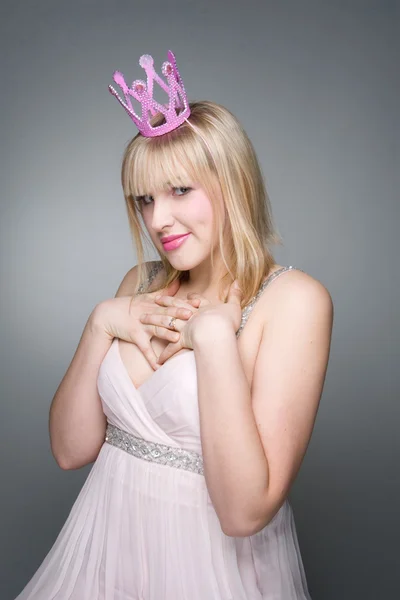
[108,50,190,137]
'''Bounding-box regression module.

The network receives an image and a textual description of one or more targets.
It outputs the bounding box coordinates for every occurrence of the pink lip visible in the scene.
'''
[161,233,191,251]
[161,233,190,243]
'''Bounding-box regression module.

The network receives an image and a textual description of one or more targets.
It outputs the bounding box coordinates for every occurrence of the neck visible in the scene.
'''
[179,259,231,303]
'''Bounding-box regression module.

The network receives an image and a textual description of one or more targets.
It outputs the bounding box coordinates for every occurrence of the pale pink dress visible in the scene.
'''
[15,263,311,600]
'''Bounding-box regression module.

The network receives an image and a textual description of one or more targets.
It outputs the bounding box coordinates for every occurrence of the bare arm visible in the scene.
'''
[193,272,333,536]
[49,266,140,470]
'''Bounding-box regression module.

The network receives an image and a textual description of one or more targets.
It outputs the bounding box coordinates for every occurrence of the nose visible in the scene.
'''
[150,194,175,232]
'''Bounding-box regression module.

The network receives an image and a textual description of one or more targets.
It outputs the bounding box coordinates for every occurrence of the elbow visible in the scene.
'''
[221,514,274,538]
[51,443,99,471]
[50,429,105,470]
[52,450,83,470]
[219,500,281,537]
[219,509,261,537]
[54,454,82,470]
[50,438,73,470]
[54,453,96,470]
[220,520,247,537]
[220,518,266,538]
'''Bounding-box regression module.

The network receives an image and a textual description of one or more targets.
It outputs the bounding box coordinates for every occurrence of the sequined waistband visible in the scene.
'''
[105,423,204,476]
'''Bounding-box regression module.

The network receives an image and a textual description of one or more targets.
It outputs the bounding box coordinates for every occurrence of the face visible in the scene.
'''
[133,183,217,270]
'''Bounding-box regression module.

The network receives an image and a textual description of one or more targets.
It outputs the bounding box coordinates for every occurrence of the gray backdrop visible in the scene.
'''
[1,1,398,599]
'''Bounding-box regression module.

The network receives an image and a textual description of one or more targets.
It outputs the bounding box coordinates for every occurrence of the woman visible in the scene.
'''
[16,51,333,599]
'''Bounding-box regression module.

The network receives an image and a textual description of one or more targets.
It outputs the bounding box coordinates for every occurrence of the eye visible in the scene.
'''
[133,194,154,206]
[173,186,191,196]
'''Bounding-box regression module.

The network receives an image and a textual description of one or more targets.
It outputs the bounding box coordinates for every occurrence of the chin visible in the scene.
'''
[163,256,197,270]
[161,252,209,272]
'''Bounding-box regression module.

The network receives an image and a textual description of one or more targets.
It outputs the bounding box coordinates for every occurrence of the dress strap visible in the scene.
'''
[137,261,164,293]
[236,265,302,338]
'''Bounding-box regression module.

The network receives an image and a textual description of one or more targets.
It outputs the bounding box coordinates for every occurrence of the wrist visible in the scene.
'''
[88,304,114,341]
[192,317,235,349]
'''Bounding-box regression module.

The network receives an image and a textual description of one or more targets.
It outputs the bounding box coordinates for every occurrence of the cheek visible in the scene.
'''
[185,195,214,227]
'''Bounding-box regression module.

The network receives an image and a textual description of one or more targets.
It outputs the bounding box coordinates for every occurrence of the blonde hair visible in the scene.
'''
[121,100,282,307]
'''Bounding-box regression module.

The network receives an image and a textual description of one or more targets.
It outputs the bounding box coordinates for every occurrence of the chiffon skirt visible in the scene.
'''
[15,441,311,600]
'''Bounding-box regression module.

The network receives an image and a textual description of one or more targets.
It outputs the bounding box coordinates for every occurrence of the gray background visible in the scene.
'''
[1,1,398,598]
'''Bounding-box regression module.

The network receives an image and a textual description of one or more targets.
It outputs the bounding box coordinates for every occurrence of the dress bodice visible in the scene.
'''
[98,264,301,457]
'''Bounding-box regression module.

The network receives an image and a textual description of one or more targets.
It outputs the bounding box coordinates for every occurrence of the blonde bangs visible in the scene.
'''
[123,126,215,199]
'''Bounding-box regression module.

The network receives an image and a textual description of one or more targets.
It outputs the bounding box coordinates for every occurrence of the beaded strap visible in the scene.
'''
[236,265,301,337]
[137,261,165,294]
[105,423,204,475]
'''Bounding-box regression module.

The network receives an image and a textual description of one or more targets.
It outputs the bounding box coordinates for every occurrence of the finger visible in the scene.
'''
[145,296,195,316]
[227,280,243,304]
[147,277,181,300]
[154,325,181,342]
[187,297,201,307]
[163,278,181,296]
[154,293,208,310]
[187,296,209,307]
[160,306,194,319]
[157,342,182,366]
[140,313,186,333]
[185,293,210,307]
[140,318,181,342]
[135,335,162,371]
[158,324,181,342]
[154,295,196,313]
[145,304,193,320]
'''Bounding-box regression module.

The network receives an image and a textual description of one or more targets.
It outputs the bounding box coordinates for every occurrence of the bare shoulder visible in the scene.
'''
[115,260,165,298]
[262,267,334,328]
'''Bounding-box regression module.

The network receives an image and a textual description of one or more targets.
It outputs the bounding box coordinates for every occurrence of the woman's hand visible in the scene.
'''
[92,279,198,371]
[140,280,243,365]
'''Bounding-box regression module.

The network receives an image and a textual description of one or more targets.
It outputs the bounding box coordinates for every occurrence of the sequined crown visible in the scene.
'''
[108,50,190,137]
